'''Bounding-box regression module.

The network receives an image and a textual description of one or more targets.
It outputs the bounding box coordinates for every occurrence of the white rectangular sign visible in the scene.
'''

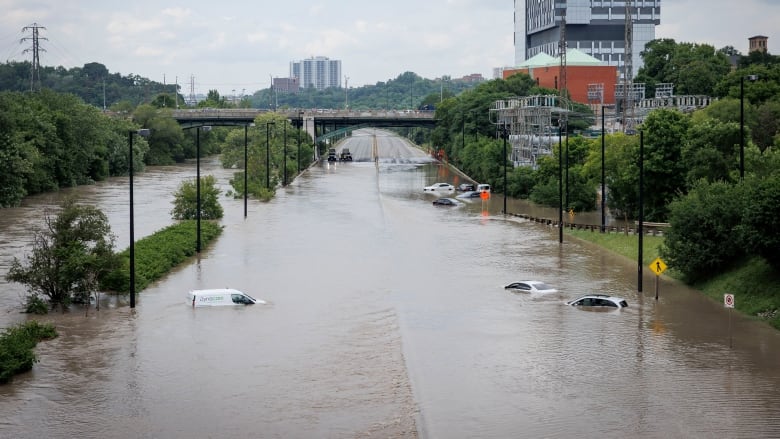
[724,294,735,308]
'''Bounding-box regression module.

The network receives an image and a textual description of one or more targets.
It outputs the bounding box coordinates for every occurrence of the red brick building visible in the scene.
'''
[502,49,619,106]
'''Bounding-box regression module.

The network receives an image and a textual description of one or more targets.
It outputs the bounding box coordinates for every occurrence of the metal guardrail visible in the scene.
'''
[171,109,436,120]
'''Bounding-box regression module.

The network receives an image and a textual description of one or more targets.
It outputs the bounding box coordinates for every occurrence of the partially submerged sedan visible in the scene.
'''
[432,197,458,206]
[566,294,628,309]
[504,280,558,294]
[424,182,455,193]
[456,191,483,199]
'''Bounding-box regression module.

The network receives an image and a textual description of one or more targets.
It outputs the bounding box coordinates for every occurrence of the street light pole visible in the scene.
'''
[601,107,606,232]
[283,123,287,186]
[196,127,201,253]
[266,121,275,189]
[638,130,645,293]
[558,123,563,243]
[128,128,150,309]
[298,112,304,172]
[244,124,249,218]
[502,124,508,214]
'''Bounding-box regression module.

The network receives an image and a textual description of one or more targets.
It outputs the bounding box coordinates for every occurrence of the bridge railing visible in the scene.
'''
[171,108,435,120]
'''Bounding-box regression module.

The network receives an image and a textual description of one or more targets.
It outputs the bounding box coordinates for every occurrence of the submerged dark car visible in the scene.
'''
[432,198,458,206]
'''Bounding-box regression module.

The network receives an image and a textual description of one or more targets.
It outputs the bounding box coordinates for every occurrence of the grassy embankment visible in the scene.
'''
[565,228,780,330]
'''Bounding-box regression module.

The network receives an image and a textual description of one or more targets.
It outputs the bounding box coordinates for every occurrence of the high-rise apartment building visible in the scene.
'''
[290,56,342,90]
[514,0,660,78]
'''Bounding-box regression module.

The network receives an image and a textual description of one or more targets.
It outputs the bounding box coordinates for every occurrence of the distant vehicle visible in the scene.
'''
[432,198,458,206]
[458,183,476,192]
[477,184,491,193]
[504,281,558,294]
[187,288,266,307]
[327,148,338,162]
[566,294,628,309]
[456,191,482,199]
[424,183,455,193]
[339,148,353,161]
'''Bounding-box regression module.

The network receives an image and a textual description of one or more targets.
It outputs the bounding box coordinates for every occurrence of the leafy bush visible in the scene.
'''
[661,180,749,281]
[171,175,223,220]
[0,321,57,384]
[24,295,49,315]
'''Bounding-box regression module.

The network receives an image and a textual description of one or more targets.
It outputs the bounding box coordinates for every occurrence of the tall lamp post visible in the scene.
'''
[244,123,253,218]
[195,125,211,253]
[298,112,304,172]
[283,122,287,186]
[638,130,645,293]
[266,121,275,189]
[128,128,150,309]
[502,124,508,214]
[740,74,758,181]
[183,125,211,253]
[601,107,606,232]
[558,122,563,243]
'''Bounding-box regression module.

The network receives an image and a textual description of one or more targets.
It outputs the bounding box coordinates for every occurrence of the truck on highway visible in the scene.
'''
[327,148,338,162]
[339,148,353,161]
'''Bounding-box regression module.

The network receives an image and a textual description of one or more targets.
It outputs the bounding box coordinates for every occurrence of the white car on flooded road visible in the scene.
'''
[566,294,628,309]
[504,280,558,294]
[423,182,455,193]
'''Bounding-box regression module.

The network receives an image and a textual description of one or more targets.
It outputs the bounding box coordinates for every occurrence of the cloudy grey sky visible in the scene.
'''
[1,0,777,96]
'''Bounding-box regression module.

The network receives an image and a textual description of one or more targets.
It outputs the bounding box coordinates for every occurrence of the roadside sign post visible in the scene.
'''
[648,257,667,300]
[725,294,735,348]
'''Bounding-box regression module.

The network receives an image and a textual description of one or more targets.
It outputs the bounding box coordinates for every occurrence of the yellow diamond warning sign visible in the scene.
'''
[649,257,667,275]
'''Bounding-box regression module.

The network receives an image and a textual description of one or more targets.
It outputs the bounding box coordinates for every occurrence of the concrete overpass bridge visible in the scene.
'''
[171,108,437,144]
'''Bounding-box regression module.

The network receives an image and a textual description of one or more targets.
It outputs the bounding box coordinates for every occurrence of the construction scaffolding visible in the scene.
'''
[491,95,572,168]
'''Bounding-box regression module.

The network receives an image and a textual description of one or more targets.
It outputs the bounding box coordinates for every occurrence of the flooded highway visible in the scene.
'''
[1,129,780,438]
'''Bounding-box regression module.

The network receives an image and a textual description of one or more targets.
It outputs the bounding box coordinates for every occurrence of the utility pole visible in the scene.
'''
[189,75,196,106]
[558,3,567,99]
[622,0,635,132]
[21,23,47,92]
[345,75,349,109]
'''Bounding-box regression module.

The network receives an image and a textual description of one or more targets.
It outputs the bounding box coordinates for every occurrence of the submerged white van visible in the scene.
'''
[187,288,266,307]
[477,183,491,193]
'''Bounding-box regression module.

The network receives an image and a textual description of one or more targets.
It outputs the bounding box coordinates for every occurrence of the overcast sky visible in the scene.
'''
[1,0,778,96]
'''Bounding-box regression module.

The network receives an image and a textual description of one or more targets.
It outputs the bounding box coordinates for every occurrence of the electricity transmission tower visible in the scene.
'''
[622,1,635,132]
[20,23,47,91]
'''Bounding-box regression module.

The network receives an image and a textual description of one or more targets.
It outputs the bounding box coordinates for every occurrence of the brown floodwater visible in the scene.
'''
[1,129,779,438]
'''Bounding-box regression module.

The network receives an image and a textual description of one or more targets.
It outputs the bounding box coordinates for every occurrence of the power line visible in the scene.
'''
[20,23,47,91]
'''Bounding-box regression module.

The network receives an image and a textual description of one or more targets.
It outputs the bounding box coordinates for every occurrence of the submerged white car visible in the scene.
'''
[423,182,455,193]
[187,288,266,307]
[566,294,628,309]
[504,280,558,294]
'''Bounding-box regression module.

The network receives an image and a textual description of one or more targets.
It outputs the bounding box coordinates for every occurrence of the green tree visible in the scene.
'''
[754,100,780,152]
[739,174,780,269]
[641,109,690,221]
[682,117,740,185]
[637,39,731,96]
[581,133,640,220]
[661,180,749,281]
[171,175,224,220]
[5,199,120,310]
